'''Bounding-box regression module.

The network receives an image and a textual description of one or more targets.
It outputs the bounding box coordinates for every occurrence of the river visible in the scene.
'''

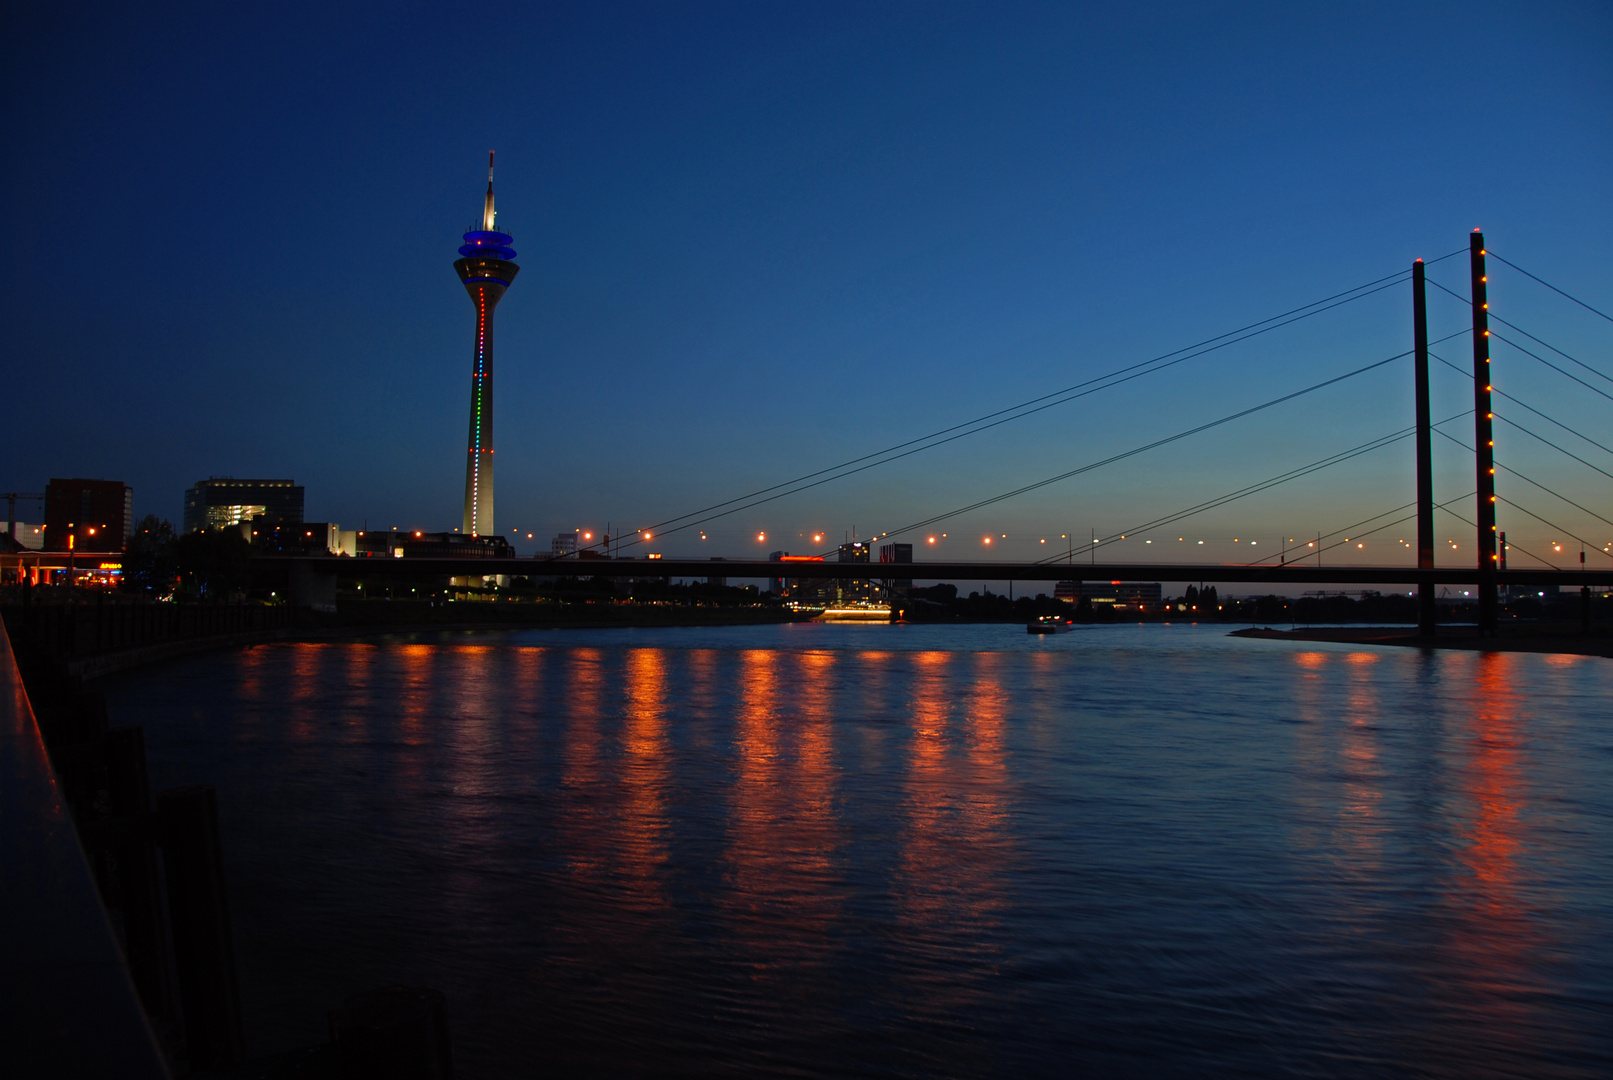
[104,622,1613,1078]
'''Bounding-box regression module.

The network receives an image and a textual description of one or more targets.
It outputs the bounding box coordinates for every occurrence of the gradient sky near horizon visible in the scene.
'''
[4,2,1610,569]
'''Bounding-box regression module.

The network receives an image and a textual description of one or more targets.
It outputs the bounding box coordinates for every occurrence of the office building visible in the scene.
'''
[836,541,875,604]
[879,541,913,598]
[43,478,132,553]
[184,478,304,533]
[454,152,520,537]
[1,522,44,551]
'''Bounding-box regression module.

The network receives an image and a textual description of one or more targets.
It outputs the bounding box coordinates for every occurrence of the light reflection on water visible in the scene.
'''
[107,623,1613,1078]
[1446,654,1536,1047]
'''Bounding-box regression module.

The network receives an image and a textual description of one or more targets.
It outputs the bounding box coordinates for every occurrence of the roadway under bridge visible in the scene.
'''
[259,554,1613,589]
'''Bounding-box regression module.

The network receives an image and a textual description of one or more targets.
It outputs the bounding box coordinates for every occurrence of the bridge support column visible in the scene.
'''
[1414,258,1436,638]
[1471,231,1499,635]
[289,561,338,614]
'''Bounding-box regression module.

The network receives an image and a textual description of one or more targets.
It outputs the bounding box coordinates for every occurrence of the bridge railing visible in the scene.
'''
[0,611,171,1076]
[0,596,293,674]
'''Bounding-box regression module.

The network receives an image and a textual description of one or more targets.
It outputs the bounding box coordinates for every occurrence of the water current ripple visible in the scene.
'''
[106,622,1613,1078]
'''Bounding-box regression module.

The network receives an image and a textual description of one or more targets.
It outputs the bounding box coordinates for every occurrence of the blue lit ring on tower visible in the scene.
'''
[458,230,517,269]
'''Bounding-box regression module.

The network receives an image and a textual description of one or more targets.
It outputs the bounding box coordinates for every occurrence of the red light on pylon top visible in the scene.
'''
[1414,258,1423,264]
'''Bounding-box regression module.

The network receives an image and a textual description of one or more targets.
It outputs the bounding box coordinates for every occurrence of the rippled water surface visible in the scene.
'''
[106,623,1613,1078]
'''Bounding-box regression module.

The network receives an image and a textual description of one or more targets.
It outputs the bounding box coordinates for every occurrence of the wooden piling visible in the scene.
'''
[157,784,245,1069]
[103,726,179,1031]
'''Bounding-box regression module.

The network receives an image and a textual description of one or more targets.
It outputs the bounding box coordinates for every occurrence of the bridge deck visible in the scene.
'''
[256,555,1613,587]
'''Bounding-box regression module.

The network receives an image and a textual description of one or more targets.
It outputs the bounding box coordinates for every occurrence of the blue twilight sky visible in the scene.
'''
[3,1,1610,569]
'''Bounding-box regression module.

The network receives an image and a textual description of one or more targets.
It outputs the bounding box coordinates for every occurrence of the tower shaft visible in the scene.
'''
[452,155,518,538]
[462,279,507,536]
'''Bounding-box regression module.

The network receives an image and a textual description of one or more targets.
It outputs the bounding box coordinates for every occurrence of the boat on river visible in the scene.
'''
[1028,614,1075,634]
[819,603,893,623]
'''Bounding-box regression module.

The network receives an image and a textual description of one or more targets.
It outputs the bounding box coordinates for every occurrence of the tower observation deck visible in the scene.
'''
[453,151,520,537]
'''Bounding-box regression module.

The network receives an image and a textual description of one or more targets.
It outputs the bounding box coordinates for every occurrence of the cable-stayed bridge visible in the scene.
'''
[265,232,1613,636]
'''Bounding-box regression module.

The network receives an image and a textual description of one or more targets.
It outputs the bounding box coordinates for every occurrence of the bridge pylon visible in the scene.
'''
[1413,259,1435,638]
[1470,231,1499,635]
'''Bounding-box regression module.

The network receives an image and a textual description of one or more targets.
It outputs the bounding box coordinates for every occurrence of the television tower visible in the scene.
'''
[454,151,520,537]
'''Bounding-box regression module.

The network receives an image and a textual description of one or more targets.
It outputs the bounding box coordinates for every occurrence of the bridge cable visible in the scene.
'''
[1492,496,1611,563]
[1435,503,1561,571]
[1214,416,1473,563]
[1488,250,1613,325]
[606,272,1414,551]
[1246,493,1475,568]
[1034,429,1414,563]
[859,340,1461,553]
[1432,426,1613,534]
[1250,495,1434,566]
[1495,417,1613,485]
[1030,411,1471,565]
[1489,330,1613,403]
[1309,493,1479,564]
[1498,394,1613,458]
[1424,277,1613,398]
[565,294,1444,564]
[1489,313,1613,386]
[1425,272,1613,386]
[1491,388,1613,459]
[1431,351,1613,470]
[1235,417,1474,565]
[575,259,1466,560]
[1424,274,1613,384]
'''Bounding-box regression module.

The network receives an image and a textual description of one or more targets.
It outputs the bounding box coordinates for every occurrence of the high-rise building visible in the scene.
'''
[43,478,133,553]
[836,541,875,604]
[454,152,520,537]
[183,478,304,533]
[0,522,44,551]
[879,542,913,598]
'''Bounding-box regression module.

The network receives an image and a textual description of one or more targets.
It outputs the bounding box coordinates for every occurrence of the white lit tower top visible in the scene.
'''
[453,151,520,537]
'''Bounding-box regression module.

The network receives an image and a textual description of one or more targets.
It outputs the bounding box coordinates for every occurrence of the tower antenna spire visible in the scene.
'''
[482,150,497,230]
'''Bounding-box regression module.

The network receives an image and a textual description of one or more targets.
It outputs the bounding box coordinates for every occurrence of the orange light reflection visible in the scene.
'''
[896,651,1010,985]
[717,648,845,982]
[616,648,672,909]
[1443,651,1536,1033]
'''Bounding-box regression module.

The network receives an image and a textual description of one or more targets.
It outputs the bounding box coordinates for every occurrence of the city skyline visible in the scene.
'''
[3,4,1610,567]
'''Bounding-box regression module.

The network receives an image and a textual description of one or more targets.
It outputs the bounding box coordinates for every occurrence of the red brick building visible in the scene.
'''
[43,478,132,553]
